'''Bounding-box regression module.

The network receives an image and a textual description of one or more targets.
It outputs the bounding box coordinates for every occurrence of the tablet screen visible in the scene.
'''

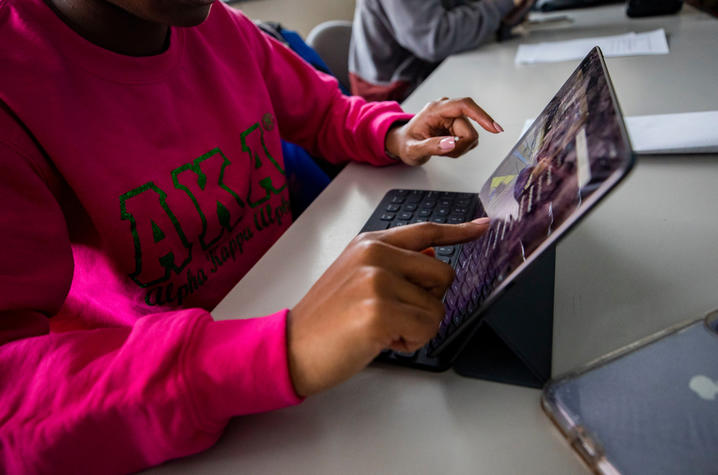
[448,47,633,324]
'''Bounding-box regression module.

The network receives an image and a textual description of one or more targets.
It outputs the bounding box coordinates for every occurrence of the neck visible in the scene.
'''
[44,0,169,56]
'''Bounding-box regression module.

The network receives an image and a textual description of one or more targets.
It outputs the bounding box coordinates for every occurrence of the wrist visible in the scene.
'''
[384,147,401,161]
[384,120,408,161]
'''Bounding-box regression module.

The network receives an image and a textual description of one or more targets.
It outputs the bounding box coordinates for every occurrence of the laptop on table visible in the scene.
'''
[360,47,635,376]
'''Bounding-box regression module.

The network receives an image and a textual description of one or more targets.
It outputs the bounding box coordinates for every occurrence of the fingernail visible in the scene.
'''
[454,136,461,142]
[471,217,490,224]
[420,247,436,258]
[439,137,456,151]
[493,121,504,133]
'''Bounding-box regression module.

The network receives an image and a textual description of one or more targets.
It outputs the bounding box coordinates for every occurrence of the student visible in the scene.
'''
[0,0,499,471]
[349,0,535,102]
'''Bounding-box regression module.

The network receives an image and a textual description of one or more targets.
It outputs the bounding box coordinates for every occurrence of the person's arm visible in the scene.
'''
[1,308,299,473]
[228,10,503,168]
[381,0,516,62]
[230,11,413,166]
[0,110,301,473]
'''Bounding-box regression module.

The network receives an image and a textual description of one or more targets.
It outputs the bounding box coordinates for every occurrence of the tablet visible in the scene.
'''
[542,311,718,474]
[362,47,635,371]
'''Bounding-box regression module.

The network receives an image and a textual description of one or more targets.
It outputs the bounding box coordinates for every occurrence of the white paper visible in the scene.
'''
[515,29,669,65]
[625,111,718,154]
[520,111,718,154]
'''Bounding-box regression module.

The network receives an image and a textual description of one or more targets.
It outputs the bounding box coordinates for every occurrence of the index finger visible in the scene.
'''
[375,218,490,251]
[437,98,504,134]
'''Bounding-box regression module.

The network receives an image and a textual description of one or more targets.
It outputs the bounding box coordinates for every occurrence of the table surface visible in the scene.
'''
[154,5,718,474]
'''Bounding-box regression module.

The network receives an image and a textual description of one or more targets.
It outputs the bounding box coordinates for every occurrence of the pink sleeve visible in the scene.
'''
[0,309,300,474]
[232,12,414,166]
[0,110,301,473]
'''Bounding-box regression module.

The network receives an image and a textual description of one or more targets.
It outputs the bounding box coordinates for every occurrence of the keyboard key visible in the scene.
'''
[391,196,405,204]
[431,217,446,223]
[386,204,400,212]
[395,189,409,196]
[407,190,425,202]
[437,246,454,256]
[448,217,464,224]
[422,200,437,209]
[398,211,413,220]
[393,350,417,360]
[380,213,396,221]
[436,207,450,216]
[391,220,410,228]
[439,199,453,207]
[418,209,432,217]
[402,203,418,212]
[411,218,429,224]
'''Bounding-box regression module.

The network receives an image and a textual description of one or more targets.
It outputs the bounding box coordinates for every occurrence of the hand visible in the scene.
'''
[287,219,490,397]
[504,0,536,27]
[384,97,504,166]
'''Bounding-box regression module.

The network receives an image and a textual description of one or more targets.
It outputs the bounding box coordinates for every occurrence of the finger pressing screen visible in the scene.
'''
[378,220,490,251]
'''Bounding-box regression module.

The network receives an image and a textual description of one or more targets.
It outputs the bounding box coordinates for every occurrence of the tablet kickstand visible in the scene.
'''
[452,247,555,389]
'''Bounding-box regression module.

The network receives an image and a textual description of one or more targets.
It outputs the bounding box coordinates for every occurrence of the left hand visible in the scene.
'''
[385,97,504,166]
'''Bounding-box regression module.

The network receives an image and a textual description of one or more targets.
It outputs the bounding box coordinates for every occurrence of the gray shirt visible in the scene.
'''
[349,0,515,101]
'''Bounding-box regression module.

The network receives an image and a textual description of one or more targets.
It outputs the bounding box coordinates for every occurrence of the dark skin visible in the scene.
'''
[45,0,501,396]
[44,0,212,56]
[45,0,535,57]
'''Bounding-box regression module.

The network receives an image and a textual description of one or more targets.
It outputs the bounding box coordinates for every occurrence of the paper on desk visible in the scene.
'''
[515,29,669,65]
[626,111,718,154]
[520,111,718,154]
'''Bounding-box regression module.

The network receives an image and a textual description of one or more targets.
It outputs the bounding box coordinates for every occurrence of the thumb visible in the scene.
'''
[410,135,460,158]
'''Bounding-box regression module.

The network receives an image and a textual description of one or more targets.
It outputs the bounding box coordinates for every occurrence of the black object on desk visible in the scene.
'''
[626,0,683,17]
[452,248,555,388]
[534,0,623,12]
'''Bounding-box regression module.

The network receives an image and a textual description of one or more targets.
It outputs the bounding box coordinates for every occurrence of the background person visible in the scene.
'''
[349,0,535,102]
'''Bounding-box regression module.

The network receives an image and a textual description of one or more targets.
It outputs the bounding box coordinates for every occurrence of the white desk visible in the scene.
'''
[155,5,718,473]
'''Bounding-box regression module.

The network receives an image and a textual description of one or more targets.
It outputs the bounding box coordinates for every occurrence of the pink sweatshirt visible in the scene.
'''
[0,0,411,472]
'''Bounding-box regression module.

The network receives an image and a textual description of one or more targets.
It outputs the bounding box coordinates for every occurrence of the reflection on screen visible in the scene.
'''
[442,48,631,332]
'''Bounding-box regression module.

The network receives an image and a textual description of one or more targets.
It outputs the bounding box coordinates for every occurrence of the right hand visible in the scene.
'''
[287,219,490,397]
[384,97,503,166]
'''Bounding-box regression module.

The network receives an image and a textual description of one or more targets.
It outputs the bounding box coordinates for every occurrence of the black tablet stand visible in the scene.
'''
[451,247,555,389]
